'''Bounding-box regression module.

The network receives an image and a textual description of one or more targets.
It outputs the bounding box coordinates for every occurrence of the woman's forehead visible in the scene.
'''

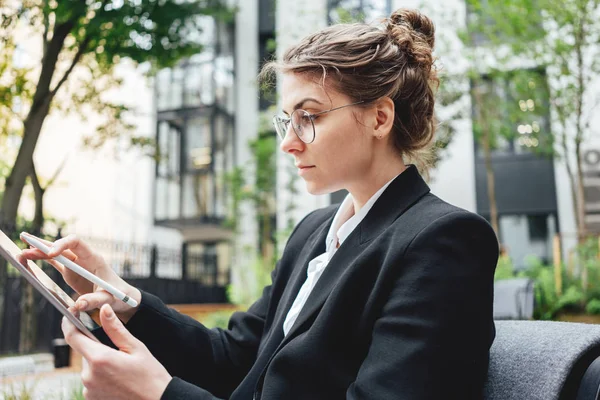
[281,73,340,111]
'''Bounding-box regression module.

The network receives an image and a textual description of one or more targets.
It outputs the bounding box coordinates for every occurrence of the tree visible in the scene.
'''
[224,110,278,306]
[464,0,600,236]
[471,68,553,235]
[431,1,552,237]
[0,0,233,353]
[0,0,233,230]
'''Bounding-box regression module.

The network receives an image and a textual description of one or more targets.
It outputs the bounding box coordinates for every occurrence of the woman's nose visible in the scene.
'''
[279,125,304,154]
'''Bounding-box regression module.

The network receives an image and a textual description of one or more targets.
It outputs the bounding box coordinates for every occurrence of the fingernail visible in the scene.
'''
[49,246,56,255]
[104,306,115,320]
[77,300,88,310]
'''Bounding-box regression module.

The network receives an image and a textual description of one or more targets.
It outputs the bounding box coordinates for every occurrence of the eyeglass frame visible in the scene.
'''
[272,100,365,144]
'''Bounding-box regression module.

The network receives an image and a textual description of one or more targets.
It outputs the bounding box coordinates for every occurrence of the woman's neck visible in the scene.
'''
[349,158,407,213]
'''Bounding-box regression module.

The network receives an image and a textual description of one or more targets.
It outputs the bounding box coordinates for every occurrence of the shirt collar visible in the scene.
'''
[325,174,399,252]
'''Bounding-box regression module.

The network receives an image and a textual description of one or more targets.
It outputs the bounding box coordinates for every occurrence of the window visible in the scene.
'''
[154,17,235,224]
[155,18,234,113]
[186,242,231,286]
[155,122,181,221]
[472,69,552,157]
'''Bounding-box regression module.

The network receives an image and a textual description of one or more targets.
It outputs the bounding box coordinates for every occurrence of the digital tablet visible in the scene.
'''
[0,228,101,341]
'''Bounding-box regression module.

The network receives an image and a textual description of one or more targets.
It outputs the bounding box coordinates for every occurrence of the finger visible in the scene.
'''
[76,290,114,312]
[20,247,78,263]
[46,258,67,275]
[48,234,95,260]
[99,304,139,353]
[81,358,91,389]
[20,232,54,246]
[19,250,67,274]
[61,316,106,360]
[16,254,32,268]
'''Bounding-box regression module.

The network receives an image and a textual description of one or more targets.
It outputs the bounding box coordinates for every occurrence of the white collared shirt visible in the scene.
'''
[282,175,398,336]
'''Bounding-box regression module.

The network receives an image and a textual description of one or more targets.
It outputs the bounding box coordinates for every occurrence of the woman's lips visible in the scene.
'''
[296,165,315,175]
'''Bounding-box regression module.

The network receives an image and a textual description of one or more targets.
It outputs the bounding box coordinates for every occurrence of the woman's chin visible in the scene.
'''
[304,180,333,196]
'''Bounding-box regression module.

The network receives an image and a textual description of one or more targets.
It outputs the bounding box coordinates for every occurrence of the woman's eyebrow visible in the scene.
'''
[283,98,324,115]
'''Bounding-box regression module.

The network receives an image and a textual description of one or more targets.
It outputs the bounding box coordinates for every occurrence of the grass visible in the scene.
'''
[0,381,36,400]
[0,379,84,400]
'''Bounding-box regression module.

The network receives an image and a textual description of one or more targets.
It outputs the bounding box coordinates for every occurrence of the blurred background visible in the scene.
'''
[0,0,599,397]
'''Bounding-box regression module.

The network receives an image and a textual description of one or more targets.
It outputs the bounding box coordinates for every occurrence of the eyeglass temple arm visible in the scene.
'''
[311,100,366,117]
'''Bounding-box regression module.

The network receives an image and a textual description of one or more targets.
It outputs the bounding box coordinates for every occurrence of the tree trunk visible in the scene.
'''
[482,126,499,236]
[0,18,74,228]
[17,166,46,353]
[561,127,581,233]
[18,283,35,353]
[0,101,51,227]
[575,143,586,238]
[30,163,46,234]
[473,85,500,236]
[574,12,587,239]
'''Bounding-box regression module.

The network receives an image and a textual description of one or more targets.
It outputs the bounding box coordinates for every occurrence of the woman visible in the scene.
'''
[21,8,498,399]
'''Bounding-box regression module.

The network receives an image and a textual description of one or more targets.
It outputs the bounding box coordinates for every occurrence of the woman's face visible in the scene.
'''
[280,73,377,195]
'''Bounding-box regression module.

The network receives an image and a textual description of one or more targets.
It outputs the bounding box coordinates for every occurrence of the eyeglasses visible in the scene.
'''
[272,101,365,144]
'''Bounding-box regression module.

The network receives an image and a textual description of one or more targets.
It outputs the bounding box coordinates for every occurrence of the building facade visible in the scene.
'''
[29,0,600,289]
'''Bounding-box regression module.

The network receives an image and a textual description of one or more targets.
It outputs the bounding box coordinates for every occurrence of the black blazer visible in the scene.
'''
[122,166,499,399]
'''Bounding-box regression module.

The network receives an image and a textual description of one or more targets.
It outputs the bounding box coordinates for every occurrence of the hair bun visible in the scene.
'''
[388,9,435,48]
[387,9,435,68]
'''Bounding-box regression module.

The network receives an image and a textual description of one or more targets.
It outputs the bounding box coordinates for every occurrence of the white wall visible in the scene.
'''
[234,0,259,252]
[230,0,260,290]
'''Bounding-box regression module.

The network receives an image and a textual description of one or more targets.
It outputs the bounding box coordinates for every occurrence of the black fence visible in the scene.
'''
[0,229,230,355]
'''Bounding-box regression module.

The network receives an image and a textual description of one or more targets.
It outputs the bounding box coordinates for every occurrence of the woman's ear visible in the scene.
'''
[372,97,395,140]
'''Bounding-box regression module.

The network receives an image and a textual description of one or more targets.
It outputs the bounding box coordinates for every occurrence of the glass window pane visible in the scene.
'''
[157,122,170,176]
[182,173,214,218]
[186,243,220,285]
[187,243,205,281]
[216,242,231,286]
[213,115,233,217]
[167,180,180,220]
[155,177,167,220]
[168,126,180,176]
[215,55,234,112]
[186,117,212,171]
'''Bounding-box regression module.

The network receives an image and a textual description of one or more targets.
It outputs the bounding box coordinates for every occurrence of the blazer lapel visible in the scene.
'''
[271,213,333,330]
[281,165,431,342]
[281,229,364,341]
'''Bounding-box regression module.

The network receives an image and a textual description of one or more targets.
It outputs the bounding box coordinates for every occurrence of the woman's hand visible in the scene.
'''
[19,234,141,322]
[63,304,172,400]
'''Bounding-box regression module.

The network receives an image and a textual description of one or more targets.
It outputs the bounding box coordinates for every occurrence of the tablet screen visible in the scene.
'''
[0,229,100,332]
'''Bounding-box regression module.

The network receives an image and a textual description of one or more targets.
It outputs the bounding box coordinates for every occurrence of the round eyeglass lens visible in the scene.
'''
[291,110,314,143]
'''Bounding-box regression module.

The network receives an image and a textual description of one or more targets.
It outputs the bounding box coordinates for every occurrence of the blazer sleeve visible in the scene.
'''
[346,211,499,399]
[123,262,280,399]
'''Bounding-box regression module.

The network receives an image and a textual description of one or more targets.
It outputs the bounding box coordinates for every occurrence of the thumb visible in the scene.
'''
[100,304,139,353]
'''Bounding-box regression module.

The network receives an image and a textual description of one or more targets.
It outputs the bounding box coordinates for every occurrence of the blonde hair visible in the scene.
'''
[260,8,439,175]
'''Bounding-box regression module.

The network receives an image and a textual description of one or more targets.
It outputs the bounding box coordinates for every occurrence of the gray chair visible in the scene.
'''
[485,320,600,400]
[493,278,535,320]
